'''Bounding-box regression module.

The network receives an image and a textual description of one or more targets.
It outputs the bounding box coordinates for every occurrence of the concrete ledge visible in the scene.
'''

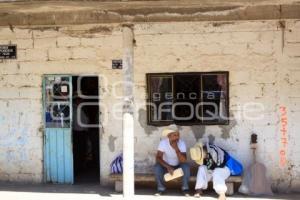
[110,173,242,182]
[110,173,242,195]
[0,1,300,26]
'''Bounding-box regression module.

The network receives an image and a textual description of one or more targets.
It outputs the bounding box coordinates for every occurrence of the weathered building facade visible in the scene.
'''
[0,0,300,193]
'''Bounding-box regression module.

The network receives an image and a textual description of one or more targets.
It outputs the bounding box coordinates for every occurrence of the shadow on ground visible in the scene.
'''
[0,182,299,199]
[0,182,115,196]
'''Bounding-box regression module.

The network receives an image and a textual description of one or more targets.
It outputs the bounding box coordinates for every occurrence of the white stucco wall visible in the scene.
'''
[0,20,299,192]
[132,20,300,192]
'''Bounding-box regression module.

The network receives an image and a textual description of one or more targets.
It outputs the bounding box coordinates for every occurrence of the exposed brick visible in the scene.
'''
[34,38,57,49]
[33,29,59,39]
[287,84,300,97]
[15,28,32,39]
[258,31,276,43]
[57,37,80,47]
[25,48,48,61]
[0,28,16,40]
[18,87,41,99]
[0,74,41,87]
[284,43,300,57]
[252,71,277,83]
[198,43,223,55]
[27,137,43,150]
[222,43,248,55]
[289,70,300,84]
[31,174,43,183]
[48,47,72,60]
[230,71,251,84]
[0,87,20,99]
[81,38,102,47]
[71,47,97,59]
[293,20,300,29]
[286,29,300,43]
[231,32,260,43]
[8,173,36,182]
[254,96,278,112]
[1,39,32,49]
[203,33,232,44]
[8,100,32,112]
[19,60,103,74]
[28,148,43,161]
[0,39,14,45]
[248,43,275,56]
[0,100,9,111]
[289,98,300,111]
[231,84,263,99]
[290,111,300,127]
[17,39,34,49]
[262,83,278,98]
[19,111,42,126]
[249,111,279,126]
[17,49,27,62]
[0,62,19,74]
[96,36,123,47]
[1,159,21,174]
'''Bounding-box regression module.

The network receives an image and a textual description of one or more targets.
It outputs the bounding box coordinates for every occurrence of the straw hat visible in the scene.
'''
[190,142,205,165]
[161,125,178,137]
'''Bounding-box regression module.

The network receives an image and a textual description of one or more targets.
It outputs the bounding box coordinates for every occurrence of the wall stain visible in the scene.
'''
[27,26,60,31]
[177,125,184,132]
[9,24,14,32]
[38,126,43,133]
[219,114,237,139]
[191,125,206,141]
[278,20,286,53]
[62,25,114,38]
[135,157,153,173]
[138,109,158,136]
[212,22,235,27]
[108,135,117,152]
[100,125,105,140]
[86,26,113,34]
[112,6,241,16]
[208,134,216,143]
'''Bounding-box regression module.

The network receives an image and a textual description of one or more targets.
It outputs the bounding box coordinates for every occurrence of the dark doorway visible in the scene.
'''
[72,76,100,183]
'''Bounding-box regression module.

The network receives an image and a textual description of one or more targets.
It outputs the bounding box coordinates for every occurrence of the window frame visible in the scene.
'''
[146,71,230,126]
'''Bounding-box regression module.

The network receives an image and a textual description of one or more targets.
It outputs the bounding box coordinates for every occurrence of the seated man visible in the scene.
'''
[154,126,190,196]
[190,142,242,200]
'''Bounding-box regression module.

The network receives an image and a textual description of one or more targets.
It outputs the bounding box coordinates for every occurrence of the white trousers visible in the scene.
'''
[195,165,231,194]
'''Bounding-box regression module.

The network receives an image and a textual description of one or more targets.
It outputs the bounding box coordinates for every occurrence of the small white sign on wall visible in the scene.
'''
[61,85,68,93]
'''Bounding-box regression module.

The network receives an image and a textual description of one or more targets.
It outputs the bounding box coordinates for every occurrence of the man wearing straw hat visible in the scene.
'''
[153,125,190,196]
[190,142,231,200]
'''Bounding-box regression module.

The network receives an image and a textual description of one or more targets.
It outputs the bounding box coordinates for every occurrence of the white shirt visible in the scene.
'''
[157,138,187,166]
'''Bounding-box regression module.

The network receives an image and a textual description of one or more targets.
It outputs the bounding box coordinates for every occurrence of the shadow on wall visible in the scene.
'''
[138,108,237,140]
[138,109,158,136]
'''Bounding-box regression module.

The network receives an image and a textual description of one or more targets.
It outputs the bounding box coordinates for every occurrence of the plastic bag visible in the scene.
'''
[225,153,243,176]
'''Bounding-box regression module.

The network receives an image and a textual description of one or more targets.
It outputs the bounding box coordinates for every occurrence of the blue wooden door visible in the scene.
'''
[43,75,74,184]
